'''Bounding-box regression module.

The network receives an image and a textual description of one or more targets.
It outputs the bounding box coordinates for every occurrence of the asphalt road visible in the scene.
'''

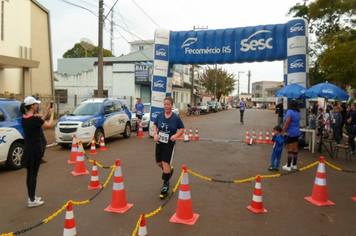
[1,109,356,236]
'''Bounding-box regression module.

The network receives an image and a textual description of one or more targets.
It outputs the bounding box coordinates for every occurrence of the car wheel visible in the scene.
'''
[95,128,104,145]
[123,122,131,138]
[60,143,70,149]
[6,142,24,170]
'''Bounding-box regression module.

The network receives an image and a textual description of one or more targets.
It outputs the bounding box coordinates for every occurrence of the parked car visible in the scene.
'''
[0,99,24,170]
[221,102,228,110]
[216,102,223,111]
[207,100,218,113]
[55,98,132,148]
[197,102,209,114]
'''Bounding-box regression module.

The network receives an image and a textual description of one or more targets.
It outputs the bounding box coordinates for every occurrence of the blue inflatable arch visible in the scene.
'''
[149,18,308,136]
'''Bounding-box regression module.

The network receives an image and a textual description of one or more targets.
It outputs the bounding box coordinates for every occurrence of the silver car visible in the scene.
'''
[197,102,209,114]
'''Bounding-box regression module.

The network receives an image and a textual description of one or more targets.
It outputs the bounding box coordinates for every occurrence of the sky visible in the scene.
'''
[38,0,303,95]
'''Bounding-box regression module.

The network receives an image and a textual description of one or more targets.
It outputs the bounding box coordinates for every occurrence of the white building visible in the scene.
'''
[251,81,283,106]
[0,0,54,101]
[54,40,198,114]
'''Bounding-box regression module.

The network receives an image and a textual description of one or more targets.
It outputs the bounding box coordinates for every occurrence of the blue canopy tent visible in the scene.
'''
[304,82,349,101]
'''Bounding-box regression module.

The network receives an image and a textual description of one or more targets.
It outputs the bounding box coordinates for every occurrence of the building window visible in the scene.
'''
[139,46,144,51]
[55,89,68,104]
[180,92,183,103]
[186,93,188,103]
[93,90,108,97]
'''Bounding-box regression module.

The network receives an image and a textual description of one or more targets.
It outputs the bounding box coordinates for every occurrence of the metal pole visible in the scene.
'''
[98,0,104,97]
[237,71,244,101]
[191,65,194,105]
[214,64,217,101]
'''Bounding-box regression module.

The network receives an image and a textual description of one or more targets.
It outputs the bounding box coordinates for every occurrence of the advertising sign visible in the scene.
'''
[135,64,151,82]
[169,24,287,64]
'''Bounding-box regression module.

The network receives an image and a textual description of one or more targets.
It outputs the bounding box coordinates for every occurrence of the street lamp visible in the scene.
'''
[237,71,244,101]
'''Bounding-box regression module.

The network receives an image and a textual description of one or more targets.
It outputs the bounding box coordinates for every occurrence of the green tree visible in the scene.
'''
[287,0,356,89]
[200,66,236,101]
[63,43,115,58]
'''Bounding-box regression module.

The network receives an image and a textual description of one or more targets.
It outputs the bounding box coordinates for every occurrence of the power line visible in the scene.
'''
[131,0,160,28]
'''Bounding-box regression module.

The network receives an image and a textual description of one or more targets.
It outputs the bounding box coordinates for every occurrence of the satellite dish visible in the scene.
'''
[80,38,94,57]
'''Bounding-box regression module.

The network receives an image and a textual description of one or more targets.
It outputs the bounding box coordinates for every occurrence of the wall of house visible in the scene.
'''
[30,2,53,97]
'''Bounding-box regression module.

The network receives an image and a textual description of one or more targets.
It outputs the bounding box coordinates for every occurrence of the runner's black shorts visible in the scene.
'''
[286,136,299,144]
[155,142,175,164]
[136,115,143,120]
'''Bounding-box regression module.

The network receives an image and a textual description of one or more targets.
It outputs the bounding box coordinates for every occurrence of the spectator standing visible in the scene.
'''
[20,96,54,207]
[347,102,356,155]
[282,100,301,171]
[277,99,284,128]
[333,106,342,144]
[268,126,286,171]
[316,108,324,136]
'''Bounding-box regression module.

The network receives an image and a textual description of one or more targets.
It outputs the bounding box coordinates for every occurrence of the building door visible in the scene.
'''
[141,85,151,103]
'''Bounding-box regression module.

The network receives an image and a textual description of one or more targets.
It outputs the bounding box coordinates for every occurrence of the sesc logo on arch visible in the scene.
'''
[155,44,169,61]
[288,55,306,74]
[240,30,273,52]
[287,20,306,38]
[152,77,166,93]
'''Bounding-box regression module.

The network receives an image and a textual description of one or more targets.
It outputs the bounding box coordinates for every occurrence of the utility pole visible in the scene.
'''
[214,64,217,101]
[191,26,208,105]
[98,0,104,97]
[247,70,251,94]
[110,10,115,55]
[191,65,194,105]
[237,71,244,101]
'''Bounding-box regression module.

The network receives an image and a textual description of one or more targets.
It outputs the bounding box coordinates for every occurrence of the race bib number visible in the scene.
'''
[159,132,169,143]
[137,111,142,115]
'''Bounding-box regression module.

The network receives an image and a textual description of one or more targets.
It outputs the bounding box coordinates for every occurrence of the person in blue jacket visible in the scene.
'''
[268,126,287,171]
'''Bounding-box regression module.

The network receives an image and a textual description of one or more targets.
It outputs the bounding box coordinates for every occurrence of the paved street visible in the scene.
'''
[1,109,356,236]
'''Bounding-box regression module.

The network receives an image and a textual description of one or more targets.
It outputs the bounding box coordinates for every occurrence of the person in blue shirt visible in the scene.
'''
[238,98,246,124]
[333,106,343,144]
[282,100,301,171]
[134,98,145,133]
[153,97,184,197]
[310,109,316,130]
[347,102,356,154]
[268,126,286,171]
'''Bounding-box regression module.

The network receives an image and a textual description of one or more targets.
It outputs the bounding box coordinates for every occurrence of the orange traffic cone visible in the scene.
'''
[99,134,106,151]
[68,134,77,164]
[252,129,257,143]
[305,156,335,206]
[137,119,145,138]
[88,161,102,190]
[71,141,89,176]
[194,128,200,141]
[89,138,97,155]
[245,129,250,143]
[170,165,199,225]
[264,129,270,144]
[105,159,133,213]
[63,201,77,236]
[258,129,264,144]
[352,194,356,202]
[138,214,148,236]
[188,127,193,141]
[270,132,275,145]
[247,175,267,213]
